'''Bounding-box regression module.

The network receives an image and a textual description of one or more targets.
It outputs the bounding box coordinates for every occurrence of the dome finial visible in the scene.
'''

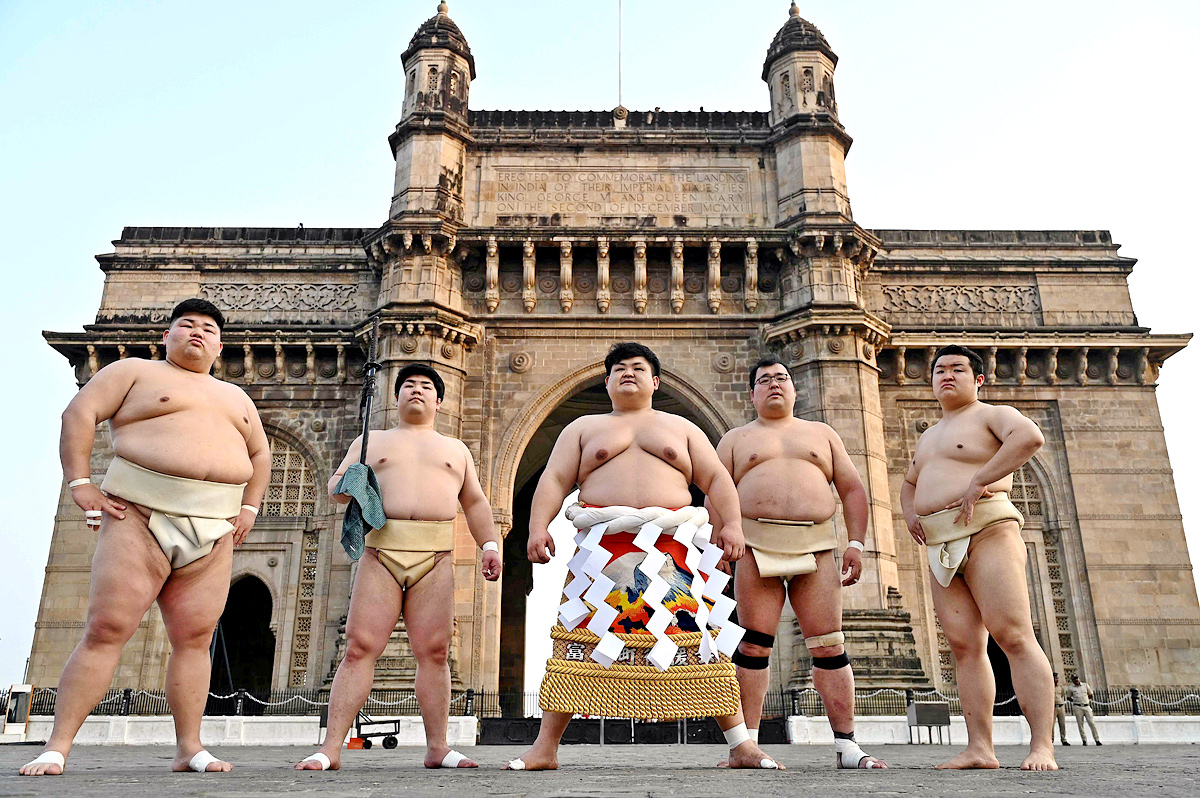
[437,1,448,15]
[789,1,799,17]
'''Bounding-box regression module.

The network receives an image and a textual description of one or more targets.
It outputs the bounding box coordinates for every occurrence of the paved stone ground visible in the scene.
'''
[1,744,1198,797]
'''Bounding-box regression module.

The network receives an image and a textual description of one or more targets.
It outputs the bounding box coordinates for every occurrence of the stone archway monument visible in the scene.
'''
[32,3,1195,695]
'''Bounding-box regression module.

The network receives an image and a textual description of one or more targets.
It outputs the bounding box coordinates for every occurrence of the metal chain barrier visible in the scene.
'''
[1140,693,1200,707]
[242,693,327,707]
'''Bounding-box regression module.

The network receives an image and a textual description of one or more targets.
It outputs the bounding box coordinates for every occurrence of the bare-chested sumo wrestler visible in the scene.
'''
[295,363,500,772]
[710,355,886,769]
[21,299,270,776]
[900,344,1057,771]
[506,342,779,772]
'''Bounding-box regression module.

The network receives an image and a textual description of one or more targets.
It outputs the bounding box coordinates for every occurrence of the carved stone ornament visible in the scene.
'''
[501,275,520,292]
[441,342,456,359]
[201,283,357,312]
[862,343,874,360]
[916,419,932,432]
[648,276,668,294]
[575,275,596,293]
[509,351,533,373]
[465,274,485,292]
[881,285,1040,315]
[311,419,327,432]
[538,276,559,293]
[712,353,735,373]
[401,337,419,354]
[827,337,845,354]
[612,276,632,293]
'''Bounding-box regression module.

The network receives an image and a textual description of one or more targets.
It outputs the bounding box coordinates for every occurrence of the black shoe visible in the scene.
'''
[1061,741,1071,746]
[1096,741,1102,746]
[1082,741,1088,746]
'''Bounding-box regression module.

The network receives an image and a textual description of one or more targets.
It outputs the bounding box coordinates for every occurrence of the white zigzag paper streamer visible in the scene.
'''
[558,503,745,672]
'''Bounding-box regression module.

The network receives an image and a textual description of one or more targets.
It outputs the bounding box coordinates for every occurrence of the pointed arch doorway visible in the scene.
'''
[497,376,725,713]
[209,576,276,698]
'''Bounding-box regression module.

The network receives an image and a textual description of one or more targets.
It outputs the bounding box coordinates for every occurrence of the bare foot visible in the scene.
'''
[727,741,784,770]
[935,748,1000,769]
[294,749,341,770]
[172,749,232,772]
[18,751,66,776]
[425,747,478,768]
[1021,747,1059,771]
[502,745,558,771]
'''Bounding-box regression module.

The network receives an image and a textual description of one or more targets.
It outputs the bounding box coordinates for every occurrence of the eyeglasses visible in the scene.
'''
[754,374,791,386]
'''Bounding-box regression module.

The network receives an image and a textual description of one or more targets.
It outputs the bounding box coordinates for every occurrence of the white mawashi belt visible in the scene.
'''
[557,503,745,671]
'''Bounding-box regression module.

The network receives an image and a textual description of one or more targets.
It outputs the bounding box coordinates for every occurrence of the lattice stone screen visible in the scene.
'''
[263,436,317,517]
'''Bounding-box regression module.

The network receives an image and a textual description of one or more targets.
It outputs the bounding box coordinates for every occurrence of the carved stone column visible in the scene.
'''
[633,240,648,314]
[744,238,759,311]
[707,240,722,313]
[485,236,499,313]
[596,237,611,313]
[670,238,685,313]
[522,239,536,313]
[559,241,573,312]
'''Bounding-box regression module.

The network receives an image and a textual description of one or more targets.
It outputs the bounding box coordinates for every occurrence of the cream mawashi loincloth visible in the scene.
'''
[919,493,1024,588]
[100,456,245,569]
[538,503,745,720]
[742,515,838,579]
[364,518,454,589]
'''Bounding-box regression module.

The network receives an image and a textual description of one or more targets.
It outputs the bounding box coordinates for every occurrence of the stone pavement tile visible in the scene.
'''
[1,744,1198,798]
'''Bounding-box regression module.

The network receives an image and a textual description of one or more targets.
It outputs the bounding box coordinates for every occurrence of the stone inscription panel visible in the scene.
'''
[493,167,751,223]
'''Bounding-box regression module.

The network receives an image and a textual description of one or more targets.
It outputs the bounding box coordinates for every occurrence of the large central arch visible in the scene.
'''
[494,368,733,701]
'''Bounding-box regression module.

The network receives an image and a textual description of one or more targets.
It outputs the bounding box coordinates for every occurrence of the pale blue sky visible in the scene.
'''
[2,1,1197,685]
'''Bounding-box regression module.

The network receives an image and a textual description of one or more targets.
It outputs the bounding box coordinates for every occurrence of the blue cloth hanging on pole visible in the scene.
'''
[336,463,386,560]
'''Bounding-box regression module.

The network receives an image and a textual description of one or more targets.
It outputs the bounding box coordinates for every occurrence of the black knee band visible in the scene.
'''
[833,730,856,741]
[741,629,776,649]
[731,650,771,670]
[812,652,851,670]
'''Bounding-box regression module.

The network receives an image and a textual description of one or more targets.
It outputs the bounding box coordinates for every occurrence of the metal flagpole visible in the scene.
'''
[358,316,382,464]
[618,0,622,107]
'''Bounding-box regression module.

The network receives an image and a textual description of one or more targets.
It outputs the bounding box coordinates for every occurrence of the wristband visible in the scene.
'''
[68,478,91,489]
[846,540,865,553]
[482,541,499,553]
[241,505,259,516]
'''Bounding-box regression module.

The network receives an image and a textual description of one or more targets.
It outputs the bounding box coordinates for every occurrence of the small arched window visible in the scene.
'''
[449,71,459,96]
[427,65,439,93]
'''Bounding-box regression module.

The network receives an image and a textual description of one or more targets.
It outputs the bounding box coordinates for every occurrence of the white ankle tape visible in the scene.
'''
[748,727,759,743]
[835,737,868,767]
[723,722,751,749]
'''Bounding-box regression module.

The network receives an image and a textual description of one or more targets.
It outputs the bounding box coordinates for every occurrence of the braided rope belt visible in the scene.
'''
[558,503,744,669]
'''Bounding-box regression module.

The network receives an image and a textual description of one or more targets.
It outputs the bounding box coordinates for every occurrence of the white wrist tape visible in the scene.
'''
[482,541,499,553]
[68,478,91,489]
[846,540,865,552]
[241,505,259,516]
[723,722,751,749]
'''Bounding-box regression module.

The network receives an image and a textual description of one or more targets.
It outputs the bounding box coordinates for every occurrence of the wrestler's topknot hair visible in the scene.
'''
[749,355,790,391]
[933,344,985,380]
[170,298,225,331]
[394,362,445,401]
[604,342,661,377]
